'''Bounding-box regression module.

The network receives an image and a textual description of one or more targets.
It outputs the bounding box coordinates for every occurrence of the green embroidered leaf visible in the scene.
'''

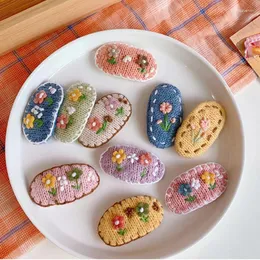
[46,97,54,106]
[185,195,196,202]
[116,164,123,172]
[115,107,124,116]
[140,168,147,178]
[35,119,43,128]
[78,94,86,102]
[209,182,216,190]
[48,188,57,196]
[140,215,149,222]
[117,229,127,236]
[67,116,73,127]
[107,57,116,64]
[138,67,146,73]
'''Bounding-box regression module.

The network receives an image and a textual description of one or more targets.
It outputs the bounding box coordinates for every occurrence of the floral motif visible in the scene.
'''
[56,114,69,129]
[87,172,96,182]
[31,105,44,119]
[66,106,76,115]
[112,149,126,171]
[87,117,102,131]
[139,153,152,166]
[104,97,119,111]
[191,117,211,144]
[178,183,196,202]
[57,176,68,192]
[112,216,126,235]
[127,153,139,164]
[123,55,132,63]
[157,102,175,132]
[69,89,84,102]
[67,168,83,190]
[107,45,120,64]
[137,55,149,73]
[152,202,160,211]
[124,207,134,218]
[136,202,149,222]
[34,90,47,104]
[104,115,113,123]
[201,171,216,189]
[200,117,210,132]
[191,178,201,190]
[160,102,172,114]
[42,173,57,196]
[49,86,56,94]
[23,114,35,129]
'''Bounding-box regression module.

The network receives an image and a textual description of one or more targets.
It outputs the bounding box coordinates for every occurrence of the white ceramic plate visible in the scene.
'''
[6,30,244,258]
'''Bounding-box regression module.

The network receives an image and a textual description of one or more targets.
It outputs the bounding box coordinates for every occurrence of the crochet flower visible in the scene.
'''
[200,117,210,132]
[201,171,215,186]
[112,149,126,164]
[67,168,83,190]
[178,183,192,196]
[69,89,82,102]
[34,90,47,104]
[139,153,152,166]
[56,114,69,129]
[57,176,68,192]
[135,202,149,216]
[127,153,139,164]
[104,115,113,123]
[108,45,120,58]
[66,106,76,115]
[152,202,160,211]
[87,117,102,131]
[104,97,119,111]
[124,207,135,218]
[137,55,149,69]
[191,178,201,190]
[23,114,35,129]
[112,216,124,229]
[42,173,56,189]
[160,102,172,114]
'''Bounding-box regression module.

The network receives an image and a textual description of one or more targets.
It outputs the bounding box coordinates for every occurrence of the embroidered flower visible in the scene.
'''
[191,178,201,190]
[87,172,96,182]
[108,45,120,58]
[57,176,68,192]
[31,105,44,119]
[201,171,215,186]
[104,97,119,111]
[104,115,113,123]
[157,119,163,125]
[190,123,196,130]
[69,89,82,102]
[49,87,56,94]
[137,55,149,69]
[66,106,76,115]
[127,153,139,164]
[152,202,160,211]
[87,117,102,131]
[200,117,210,132]
[123,55,132,62]
[42,173,56,189]
[139,153,152,166]
[171,118,176,124]
[112,216,124,229]
[112,149,127,165]
[124,207,135,218]
[160,102,172,114]
[34,90,47,104]
[214,170,223,179]
[67,168,83,190]
[178,183,192,196]
[56,114,69,129]
[23,114,35,129]
[136,202,149,216]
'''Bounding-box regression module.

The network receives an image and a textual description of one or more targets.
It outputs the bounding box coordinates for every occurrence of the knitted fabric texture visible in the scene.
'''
[100,145,165,184]
[98,195,163,246]
[175,101,226,158]
[22,82,64,144]
[147,83,183,149]
[30,164,99,207]
[244,33,260,58]
[95,42,157,82]
[165,162,228,214]
[54,83,96,143]
[79,93,132,148]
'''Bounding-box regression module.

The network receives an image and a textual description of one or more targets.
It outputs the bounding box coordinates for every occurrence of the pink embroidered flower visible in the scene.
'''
[34,90,47,104]
[171,118,176,123]
[104,97,119,111]
[139,153,152,166]
[200,117,210,132]
[190,123,196,130]
[56,114,69,129]
[87,117,102,131]
[156,119,162,125]
[112,216,125,229]
[160,102,172,114]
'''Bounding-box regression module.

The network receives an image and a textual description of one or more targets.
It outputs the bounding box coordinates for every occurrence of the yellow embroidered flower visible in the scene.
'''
[201,171,215,186]
[42,173,56,189]
[69,89,82,102]
[23,114,35,129]
[112,149,126,164]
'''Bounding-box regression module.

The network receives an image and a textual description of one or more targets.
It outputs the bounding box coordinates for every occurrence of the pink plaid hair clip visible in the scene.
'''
[244,33,260,58]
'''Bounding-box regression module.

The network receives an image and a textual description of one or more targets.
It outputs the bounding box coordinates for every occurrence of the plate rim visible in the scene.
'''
[5,29,245,258]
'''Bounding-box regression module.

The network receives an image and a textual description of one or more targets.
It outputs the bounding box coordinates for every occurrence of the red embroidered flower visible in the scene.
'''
[112,216,125,229]
[34,90,47,104]
[56,114,69,129]
[87,117,102,131]
[139,153,152,166]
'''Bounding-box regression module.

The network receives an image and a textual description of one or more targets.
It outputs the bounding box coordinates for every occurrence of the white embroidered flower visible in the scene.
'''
[214,170,223,179]
[87,172,96,182]
[37,112,43,119]
[144,73,149,78]
[191,178,201,190]
[57,176,68,192]
[31,105,44,116]
[127,153,139,164]
[150,67,155,73]
[66,106,76,115]
[49,86,57,94]
[123,55,132,63]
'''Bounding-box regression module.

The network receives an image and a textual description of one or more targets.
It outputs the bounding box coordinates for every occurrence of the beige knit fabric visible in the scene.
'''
[175,101,226,158]
[98,195,163,246]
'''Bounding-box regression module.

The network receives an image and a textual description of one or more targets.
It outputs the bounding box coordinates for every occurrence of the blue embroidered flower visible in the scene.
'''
[178,183,192,196]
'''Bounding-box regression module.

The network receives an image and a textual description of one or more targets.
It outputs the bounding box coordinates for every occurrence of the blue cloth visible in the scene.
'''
[147,83,183,149]
[22,82,64,144]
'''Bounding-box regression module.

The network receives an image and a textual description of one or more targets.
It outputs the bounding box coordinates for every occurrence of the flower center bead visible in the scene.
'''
[116,154,121,159]
[26,119,29,124]
[72,172,77,177]
[39,93,44,98]
[92,122,96,127]
[140,207,144,213]
[72,93,76,97]
[144,159,149,164]
[110,104,114,109]
[114,220,119,225]
[60,120,64,125]
[46,179,51,185]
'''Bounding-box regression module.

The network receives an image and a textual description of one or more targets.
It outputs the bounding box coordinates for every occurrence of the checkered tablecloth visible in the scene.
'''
[0,0,259,258]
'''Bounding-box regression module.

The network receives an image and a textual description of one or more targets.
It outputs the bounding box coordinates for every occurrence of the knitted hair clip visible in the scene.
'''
[29,163,100,207]
[54,83,96,143]
[95,42,157,82]
[165,162,228,214]
[147,83,183,149]
[98,195,163,246]
[100,145,165,184]
[244,33,260,58]
[175,101,226,158]
[22,82,64,144]
[79,93,132,148]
